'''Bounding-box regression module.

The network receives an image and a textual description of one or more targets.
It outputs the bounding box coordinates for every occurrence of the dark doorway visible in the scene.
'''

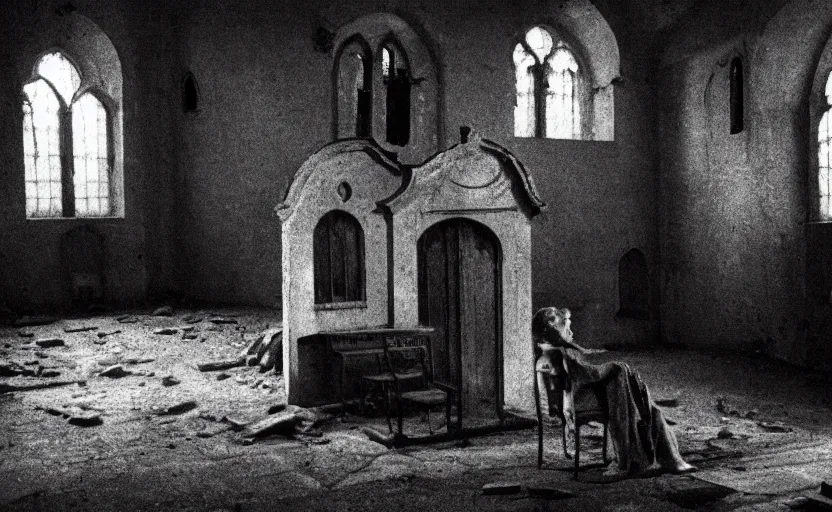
[417,218,503,422]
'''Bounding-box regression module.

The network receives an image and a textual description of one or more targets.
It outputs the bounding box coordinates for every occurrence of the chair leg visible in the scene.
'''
[426,406,433,435]
[574,424,580,480]
[561,423,572,460]
[537,417,544,469]
[602,421,609,465]
[384,385,394,434]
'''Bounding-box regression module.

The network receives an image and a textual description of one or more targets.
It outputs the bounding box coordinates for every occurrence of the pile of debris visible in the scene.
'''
[198,327,282,374]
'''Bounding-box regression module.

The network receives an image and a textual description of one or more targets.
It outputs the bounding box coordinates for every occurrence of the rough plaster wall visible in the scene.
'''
[173,0,665,349]
[658,0,832,369]
[0,0,176,311]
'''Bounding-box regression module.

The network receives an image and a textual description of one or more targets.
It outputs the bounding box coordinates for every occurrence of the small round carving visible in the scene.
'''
[337,182,352,202]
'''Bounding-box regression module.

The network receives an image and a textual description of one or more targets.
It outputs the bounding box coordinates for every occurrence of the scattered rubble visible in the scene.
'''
[35,338,65,348]
[197,357,245,372]
[157,400,197,416]
[100,365,131,378]
[235,328,283,373]
[14,315,57,327]
[183,314,204,324]
[757,421,793,433]
[152,306,174,317]
[209,317,238,325]
[64,326,98,333]
[0,380,86,393]
[245,411,297,438]
[717,427,734,439]
[482,482,521,495]
[161,375,181,387]
[527,485,576,499]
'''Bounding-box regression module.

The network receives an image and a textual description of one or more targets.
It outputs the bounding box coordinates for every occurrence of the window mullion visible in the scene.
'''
[60,105,76,217]
[533,62,546,138]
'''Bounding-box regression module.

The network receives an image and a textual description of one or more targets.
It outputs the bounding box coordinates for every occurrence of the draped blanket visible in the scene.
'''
[537,347,690,474]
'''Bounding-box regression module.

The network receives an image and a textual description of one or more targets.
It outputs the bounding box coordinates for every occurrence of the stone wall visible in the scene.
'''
[657,0,832,370]
[0,0,176,311]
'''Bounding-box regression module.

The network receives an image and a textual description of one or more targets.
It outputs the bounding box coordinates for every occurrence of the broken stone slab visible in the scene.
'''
[527,485,576,499]
[245,411,298,438]
[0,379,86,393]
[222,416,249,431]
[40,369,61,378]
[116,315,138,324]
[123,357,155,365]
[161,375,180,387]
[14,315,57,327]
[717,427,734,439]
[35,338,65,348]
[209,317,238,325]
[152,306,174,316]
[68,411,103,427]
[64,326,98,333]
[99,365,132,378]
[197,357,245,372]
[158,400,197,416]
[18,331,34,338]
[0,362,27,377]
[757,421,793,433]
[97,330,121,339]
[216,372,231,381]
[482,482,522,495]
[153,328,178,335]
[181,333,198,340]
[183,314,204,324]
[267,403,287,414]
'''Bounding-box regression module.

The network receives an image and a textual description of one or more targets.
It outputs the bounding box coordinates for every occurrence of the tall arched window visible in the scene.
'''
[22,50,115,218]
[335,38,372,138]
[381,41,411,146]
[313,210,366,304]
[514,27,583,139]
[819,72,832,220]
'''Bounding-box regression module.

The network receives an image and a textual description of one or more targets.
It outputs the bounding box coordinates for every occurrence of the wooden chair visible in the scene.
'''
[362,337,458,437]
[534,346,610,479]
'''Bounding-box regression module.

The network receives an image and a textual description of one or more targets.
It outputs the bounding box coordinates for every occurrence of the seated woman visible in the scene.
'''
[533,306,695,476]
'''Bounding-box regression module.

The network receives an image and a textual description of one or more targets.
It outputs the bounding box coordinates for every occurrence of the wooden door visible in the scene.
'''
[418,219,502,422]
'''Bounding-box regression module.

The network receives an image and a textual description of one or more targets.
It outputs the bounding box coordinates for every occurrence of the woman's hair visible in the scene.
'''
[531,306,571,342]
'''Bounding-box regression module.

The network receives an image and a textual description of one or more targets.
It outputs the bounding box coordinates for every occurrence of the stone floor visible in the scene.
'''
[1,307,831,511]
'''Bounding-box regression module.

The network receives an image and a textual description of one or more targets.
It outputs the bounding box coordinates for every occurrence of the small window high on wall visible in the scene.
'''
[336,38,372,138]
[617,249,649,319]
[818,72,832,219]
[514,26,583,139]
[313,210,366,305]
[730,57,744,134]
[183,72,199,112]
[22,51,113,218]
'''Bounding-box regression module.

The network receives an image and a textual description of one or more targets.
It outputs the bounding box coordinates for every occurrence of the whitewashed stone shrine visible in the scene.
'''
[276,131,545,415]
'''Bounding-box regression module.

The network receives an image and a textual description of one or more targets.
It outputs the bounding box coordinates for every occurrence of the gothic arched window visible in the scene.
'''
[335,38,372,138]
[313,210,366,304]
[22,51,114,218]
[819,72,832,219]
[514,27,583,140]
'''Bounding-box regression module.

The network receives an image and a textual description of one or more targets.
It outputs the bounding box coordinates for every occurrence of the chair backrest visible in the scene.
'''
[535,347,570,420]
